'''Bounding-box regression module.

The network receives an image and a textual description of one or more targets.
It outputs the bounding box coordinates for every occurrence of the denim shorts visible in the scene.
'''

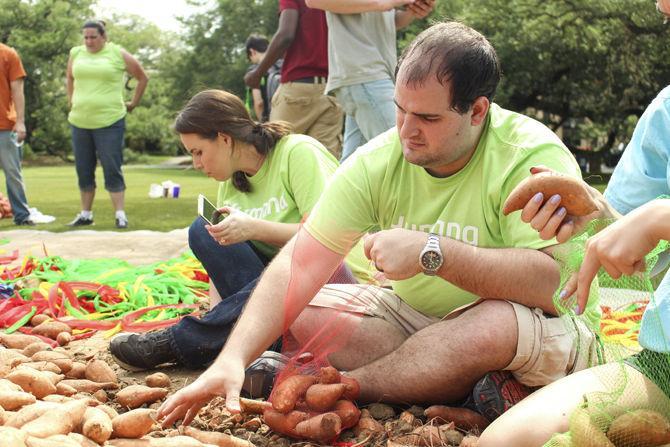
[624,349,670,399]
[70,117,126,192]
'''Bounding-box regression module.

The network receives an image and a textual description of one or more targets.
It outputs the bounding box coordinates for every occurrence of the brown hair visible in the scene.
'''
[396,21,501,114]
[174,89,292,192]
[82,20,107,37]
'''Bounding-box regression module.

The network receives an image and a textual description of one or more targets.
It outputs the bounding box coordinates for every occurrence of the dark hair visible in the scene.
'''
[396,21,501,114]
[245,34,269,57]
[174,89,292,192]
[82,20,106,37]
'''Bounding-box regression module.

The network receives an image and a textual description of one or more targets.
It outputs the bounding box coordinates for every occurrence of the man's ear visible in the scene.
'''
[470,96,490,126]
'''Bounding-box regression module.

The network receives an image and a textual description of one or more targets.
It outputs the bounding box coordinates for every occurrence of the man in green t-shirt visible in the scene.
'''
[157,21,598,427]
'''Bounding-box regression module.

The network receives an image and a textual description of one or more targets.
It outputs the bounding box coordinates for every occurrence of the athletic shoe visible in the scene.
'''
[115,217,129,229]
[242,351,289,399]
[67,214,94,226]
[464,371,534,422]
[28,207,55,224]
[110,330,176,371]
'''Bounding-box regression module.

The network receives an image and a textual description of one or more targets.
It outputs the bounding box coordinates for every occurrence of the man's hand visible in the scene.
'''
[363,228,426,280]
[207,207,257,246]
[407,0,434,18]
[12,121,26,143]
[518,166,611,243]
[244,68,263,89]
[157,357,246,427]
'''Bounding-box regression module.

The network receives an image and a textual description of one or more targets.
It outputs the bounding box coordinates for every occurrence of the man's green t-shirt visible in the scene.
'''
[68,43,126,129]
[305,104,598,322]
[217,134,373,283]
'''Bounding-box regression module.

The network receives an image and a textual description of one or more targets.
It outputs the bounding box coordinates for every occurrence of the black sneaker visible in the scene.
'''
[464,371,534,422]
[67,214,94,226]
[115,217,129,229]
[110,330,177,371]
[242,351,289,399]
[16,219,35,226]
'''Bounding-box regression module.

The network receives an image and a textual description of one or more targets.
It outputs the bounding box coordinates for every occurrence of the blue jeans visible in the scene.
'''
[335,78,397,162]
[168,217,278,368]
[70,118,126,192]
[0,131,30,223]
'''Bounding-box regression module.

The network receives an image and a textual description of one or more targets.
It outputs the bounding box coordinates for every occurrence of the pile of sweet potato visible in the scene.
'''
[262,366,361,444]
[0,326,254,446]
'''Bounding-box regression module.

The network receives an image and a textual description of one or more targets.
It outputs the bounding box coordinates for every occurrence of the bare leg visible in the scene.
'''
[80,189,95,211]
[479,363,670,447]
[209,280,222,309]
[110,190,124,212]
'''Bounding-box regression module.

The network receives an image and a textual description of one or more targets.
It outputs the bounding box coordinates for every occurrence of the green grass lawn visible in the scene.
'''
[0,165,219,232]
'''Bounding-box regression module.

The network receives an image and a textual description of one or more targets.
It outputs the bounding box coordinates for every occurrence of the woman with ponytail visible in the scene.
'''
[110,90,372,383]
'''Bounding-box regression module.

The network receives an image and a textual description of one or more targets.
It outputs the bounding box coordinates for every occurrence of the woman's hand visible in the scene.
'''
[207,207,258,245]
[561,200,664,314]
[157,357,246,427]
[125,101,138,113]
[518,166,612,243]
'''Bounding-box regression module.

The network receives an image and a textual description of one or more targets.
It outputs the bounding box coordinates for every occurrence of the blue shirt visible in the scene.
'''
[604,86,670,353]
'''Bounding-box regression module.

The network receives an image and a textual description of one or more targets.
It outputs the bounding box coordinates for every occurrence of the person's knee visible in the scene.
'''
[188,218,211,255]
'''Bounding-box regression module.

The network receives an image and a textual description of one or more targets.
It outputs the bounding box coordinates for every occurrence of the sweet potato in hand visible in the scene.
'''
[294,412,342,444]
[503,171,598,216]
[305,383,347,412]
[263,408,308,437]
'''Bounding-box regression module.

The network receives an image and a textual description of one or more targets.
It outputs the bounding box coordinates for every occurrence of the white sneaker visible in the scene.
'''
[28,208,56,224]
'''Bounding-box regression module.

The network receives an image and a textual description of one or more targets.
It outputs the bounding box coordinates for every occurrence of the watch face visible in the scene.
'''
[421,250,442,270]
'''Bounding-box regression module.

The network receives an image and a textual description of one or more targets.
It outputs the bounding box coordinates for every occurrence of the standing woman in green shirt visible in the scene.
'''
[66,20,148,229]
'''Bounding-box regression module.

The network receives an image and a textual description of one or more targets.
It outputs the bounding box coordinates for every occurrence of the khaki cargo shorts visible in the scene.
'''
[309,284,600,387]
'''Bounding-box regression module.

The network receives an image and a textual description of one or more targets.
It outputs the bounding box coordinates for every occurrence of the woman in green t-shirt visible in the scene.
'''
[110,89,357,380]
[66,20,148,229]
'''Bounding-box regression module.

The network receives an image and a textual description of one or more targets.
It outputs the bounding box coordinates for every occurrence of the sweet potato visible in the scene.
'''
[607,409,670,446]
[263,408,308,437]
[31,351,73,373]
[106,440,152,447]
[240,397,272,414]
[59,378,118,393]
[145,372,170,388]
[0,378,24,392]
[36,370,63,385]
[183,426,255,447]
[29,315,50,327]
[319,366,341,384]
[305,383,347,412]
[149,436,211,447]
[25,434,81,447]
[272,375,317,413]
[115,384,168,409]
[82,406,113,444]
[570,407,614,447]
[68,432,101,447]
[22,342,51,358]
[22,408,74,438]
[65,361,87,379]
[98,403,120,419]
[17,361,62,374]
[94,388,108,402]
[56,381,77,396]
[5,401,60,428]
[0,426,28,446]
[41,394,72,403]
[502,171,598,216]
[6,368,57,398]
[353,409,384,436]
[111,408,157,439]
[295,412,342,443]
[341,376,360,401]
[56,332,72,346]
[424,405,490,431]
[85,359,117,383]
[30,321,72,340]
[0,389,36,410]
[333,399,361,429]
[460,435,480,447]
[0,333,44,350]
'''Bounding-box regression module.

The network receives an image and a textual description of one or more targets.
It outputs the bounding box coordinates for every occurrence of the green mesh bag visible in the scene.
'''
[543,219,670,447]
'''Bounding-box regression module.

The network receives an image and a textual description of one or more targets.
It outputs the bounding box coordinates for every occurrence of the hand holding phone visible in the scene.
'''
[198,194,224,225]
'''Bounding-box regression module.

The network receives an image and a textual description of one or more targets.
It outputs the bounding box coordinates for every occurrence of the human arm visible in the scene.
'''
[516,166,621,243]
[305,0,414,13]
[66,56,74,109]
[9,78,26,143]
[207,207,300,248]
[157,230,345,425]
[121,50,149,113]
[252,88,264,121]
[244,9,298,89]
[365,228,561,313]
[395,0,434,28]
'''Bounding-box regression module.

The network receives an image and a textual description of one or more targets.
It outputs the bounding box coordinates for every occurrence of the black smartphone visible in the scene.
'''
[198,194,224,225]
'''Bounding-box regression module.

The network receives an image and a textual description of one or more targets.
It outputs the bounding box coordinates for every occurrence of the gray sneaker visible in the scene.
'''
[242,351,289,399]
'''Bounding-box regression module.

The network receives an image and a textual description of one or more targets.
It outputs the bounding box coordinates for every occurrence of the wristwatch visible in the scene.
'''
[419,233,443,275]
